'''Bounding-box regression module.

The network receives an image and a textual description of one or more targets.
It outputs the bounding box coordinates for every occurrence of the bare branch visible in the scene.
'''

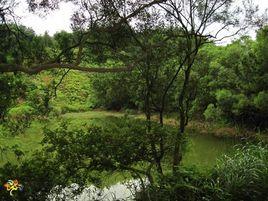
[53,69,70,97]
[116,0,167,24]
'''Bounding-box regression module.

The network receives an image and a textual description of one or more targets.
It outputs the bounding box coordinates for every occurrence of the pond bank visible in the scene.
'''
[63,110,268,141]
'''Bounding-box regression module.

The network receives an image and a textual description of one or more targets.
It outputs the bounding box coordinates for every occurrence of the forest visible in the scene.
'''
[0,0,268,200]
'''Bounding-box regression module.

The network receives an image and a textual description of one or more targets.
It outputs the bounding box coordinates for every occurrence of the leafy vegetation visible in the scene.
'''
[0,0,267,200]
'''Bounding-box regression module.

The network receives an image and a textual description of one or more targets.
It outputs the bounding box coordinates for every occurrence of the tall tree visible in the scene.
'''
[156,0,266,172]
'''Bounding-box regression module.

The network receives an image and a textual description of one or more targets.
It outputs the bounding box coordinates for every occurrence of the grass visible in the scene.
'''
[0,121,43,166]
[62,110,125,119]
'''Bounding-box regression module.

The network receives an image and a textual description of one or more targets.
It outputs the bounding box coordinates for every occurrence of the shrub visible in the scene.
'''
[0,152,65,201]
[27,85,54,116]
[49,106,62,117]
[0,74,28,120]
[41,117,173,174]
[215,89,235,114]
[254,91,268,112]
[231,94,251,115]
[203,104,223,122]
[5,104,35,135]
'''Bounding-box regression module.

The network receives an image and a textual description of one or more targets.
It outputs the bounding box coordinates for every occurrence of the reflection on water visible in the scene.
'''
[48,179,146,201]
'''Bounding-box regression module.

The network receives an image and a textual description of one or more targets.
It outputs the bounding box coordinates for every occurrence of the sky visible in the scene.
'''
[14,1,76,35]
[14,0,268,42]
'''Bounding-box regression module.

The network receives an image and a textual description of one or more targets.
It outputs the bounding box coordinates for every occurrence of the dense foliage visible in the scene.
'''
[196,28,268,128]
[0,1,267,200]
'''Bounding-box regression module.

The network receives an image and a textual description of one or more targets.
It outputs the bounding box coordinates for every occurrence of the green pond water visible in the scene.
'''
[183,134,237,169]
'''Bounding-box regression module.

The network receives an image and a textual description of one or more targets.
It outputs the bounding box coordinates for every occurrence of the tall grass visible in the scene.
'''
[137,143,268,201]
[212,143,268,200]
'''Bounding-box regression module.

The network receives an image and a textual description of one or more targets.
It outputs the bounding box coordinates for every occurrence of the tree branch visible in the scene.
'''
[53,69,70,97]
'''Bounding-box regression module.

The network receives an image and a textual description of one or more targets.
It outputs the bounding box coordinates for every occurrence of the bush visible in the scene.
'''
[5,104,35,135]
[0,74,28,120]
[215,89,235,114]
[254,91,268,113]
[27,87,51,115]
[232,94,251,115]
[203,104,223,122]
[41,117,174,173]
[89,63,139,110]
[0,152,65,201]
[49,106,62,117]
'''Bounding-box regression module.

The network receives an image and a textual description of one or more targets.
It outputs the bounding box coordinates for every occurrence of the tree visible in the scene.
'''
[155,0,266,171]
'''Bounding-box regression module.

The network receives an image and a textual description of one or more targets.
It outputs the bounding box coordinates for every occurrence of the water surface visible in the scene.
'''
[183,133,237,168]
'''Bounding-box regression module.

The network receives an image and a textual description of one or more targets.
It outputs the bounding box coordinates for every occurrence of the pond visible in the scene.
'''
[48,134,240,201]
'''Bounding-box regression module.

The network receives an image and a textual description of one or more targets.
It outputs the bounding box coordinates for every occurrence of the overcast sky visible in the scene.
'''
[14,1,76,35]
[14,0,268,42]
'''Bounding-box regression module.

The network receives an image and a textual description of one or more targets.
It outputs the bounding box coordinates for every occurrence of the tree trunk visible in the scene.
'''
[159,110,164,126]
[172,110,185,173]
[172,57,192,173]
[145,57,165,175]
